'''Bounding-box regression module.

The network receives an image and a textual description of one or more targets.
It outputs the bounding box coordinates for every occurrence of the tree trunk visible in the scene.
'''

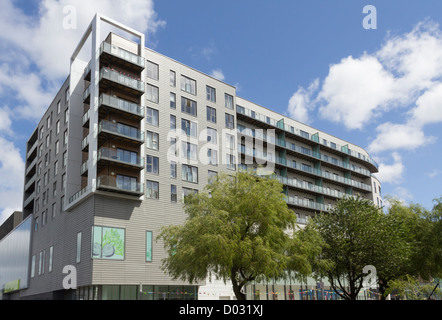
[231,268,246,300]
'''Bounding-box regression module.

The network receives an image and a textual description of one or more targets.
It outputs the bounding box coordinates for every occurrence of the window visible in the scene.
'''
[57,100,61,114]
[302,163,312,173]
[182,187,198,201]
[116,175,137,191]
[34,216,39,231]
[146,131,159,150]
[225,133,235,150]
[146,107,159,126]
[62,151,67,168]
[206,86,216,102]
[170,161,177,179]
[62,173,66,190]
[65,87,70,103]
[56,120,60,134]
[46,134,50,147]
[170,70,176,87]
[181,141,198,161]
[146,180,159,199]
[146,60,159,80]
[225,113,234,129]
[170,92,176,109]
[170,115,176,131]
[64,130,68,145]
[169,138,177,157]
[208,170,218,184]
[54,160,59,176]
[49,246,54,273]
[181,119,197,138]
[181,75,196,95]
[53,181,57,197]
[207,149,218,166]
[182,164,198,183]
[226,154,236,170]
[181,97,197,116]
[92,226,125,260]
[146,84,159,103]
[47,114,51,129]
[146,231,153,262]
[171,185,177,202]
[64,108,69,123]
[51,202,56,219]
[207,127,217,144]
[31,255,36,278]
[55,140,59,155]
[146,156,159,174]
[225,93,234,109]
[206,106,216,123]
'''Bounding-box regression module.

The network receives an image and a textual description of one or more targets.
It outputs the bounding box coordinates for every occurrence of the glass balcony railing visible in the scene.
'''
[98,147,144,167]
[99,67,144,93]
[99,93,144,117]
[83,84,91,101]
[98,120,144,143]
[97,175,144,195]
[100,42,145,69]
[238,146,372,192]
[238,127,371,177]
[284,196,332,212]
[236,105,379,170]
[276,175,346,199]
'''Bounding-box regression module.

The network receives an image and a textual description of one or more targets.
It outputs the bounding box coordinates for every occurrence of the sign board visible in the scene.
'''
[4,279,20,293]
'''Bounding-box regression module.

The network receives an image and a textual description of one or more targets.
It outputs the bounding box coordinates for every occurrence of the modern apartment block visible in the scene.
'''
[1,14,380,300]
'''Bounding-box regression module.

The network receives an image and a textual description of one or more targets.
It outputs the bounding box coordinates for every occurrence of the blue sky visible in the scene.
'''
[0,0,441,223]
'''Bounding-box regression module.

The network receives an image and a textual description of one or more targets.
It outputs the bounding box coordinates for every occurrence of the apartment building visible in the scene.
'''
[2,14,380,300]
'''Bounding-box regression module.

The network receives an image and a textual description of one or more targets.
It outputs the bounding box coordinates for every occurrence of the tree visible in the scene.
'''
[158,171,314,300]
[309,196,412,300]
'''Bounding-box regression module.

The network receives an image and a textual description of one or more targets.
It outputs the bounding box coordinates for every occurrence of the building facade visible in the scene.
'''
[3,14,380,300]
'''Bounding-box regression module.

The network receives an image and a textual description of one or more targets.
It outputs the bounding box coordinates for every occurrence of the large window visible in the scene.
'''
[117,148,139,164]
[146,107,159,126]
[92,226,125,260]
[207,127,217,144]
[181,97,197,116]
[206,86,216,102]
[76,232,82,263]
[181,142,198,161]
[181,75,196,95]
[206,106,216,123]
[225,113,234,129]
[146,231,153,262]
[182,164,198,183]
[146,84,159,103]
[225,93,234,109]
[171,185,177,203]
[146,60,159,80]
[146,131,159,150]
[146,156,159,174]
[181,118,197,138]
[146,180,159,199]
[116,175,137,191]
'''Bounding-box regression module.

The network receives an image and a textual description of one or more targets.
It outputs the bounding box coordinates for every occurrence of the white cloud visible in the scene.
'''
[288,79,319,124]
[367,122,436,154]
[210,69,225,82]
[374,152,405,184]
[427,169,442,179]
[317,55,396,130]
[0,137,25,226]
[410,82,442,126]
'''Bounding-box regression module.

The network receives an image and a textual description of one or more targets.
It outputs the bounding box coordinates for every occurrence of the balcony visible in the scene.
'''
[97,147,144,170]
[23,192,35,208]
[83,84,91,104]
[100,42,145,72]
[236,105,379,172]
[26,140,38,159]
[96,175,144,196]
[99,67,144,96]
[99,93,144,120]
[285,196,331,213]
[238,146,372,193]
[276,175,346,200]
[98,120,144,145]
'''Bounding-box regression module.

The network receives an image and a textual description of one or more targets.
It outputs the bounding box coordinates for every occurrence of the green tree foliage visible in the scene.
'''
[309,196,412,300]
[158,171,316,300]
